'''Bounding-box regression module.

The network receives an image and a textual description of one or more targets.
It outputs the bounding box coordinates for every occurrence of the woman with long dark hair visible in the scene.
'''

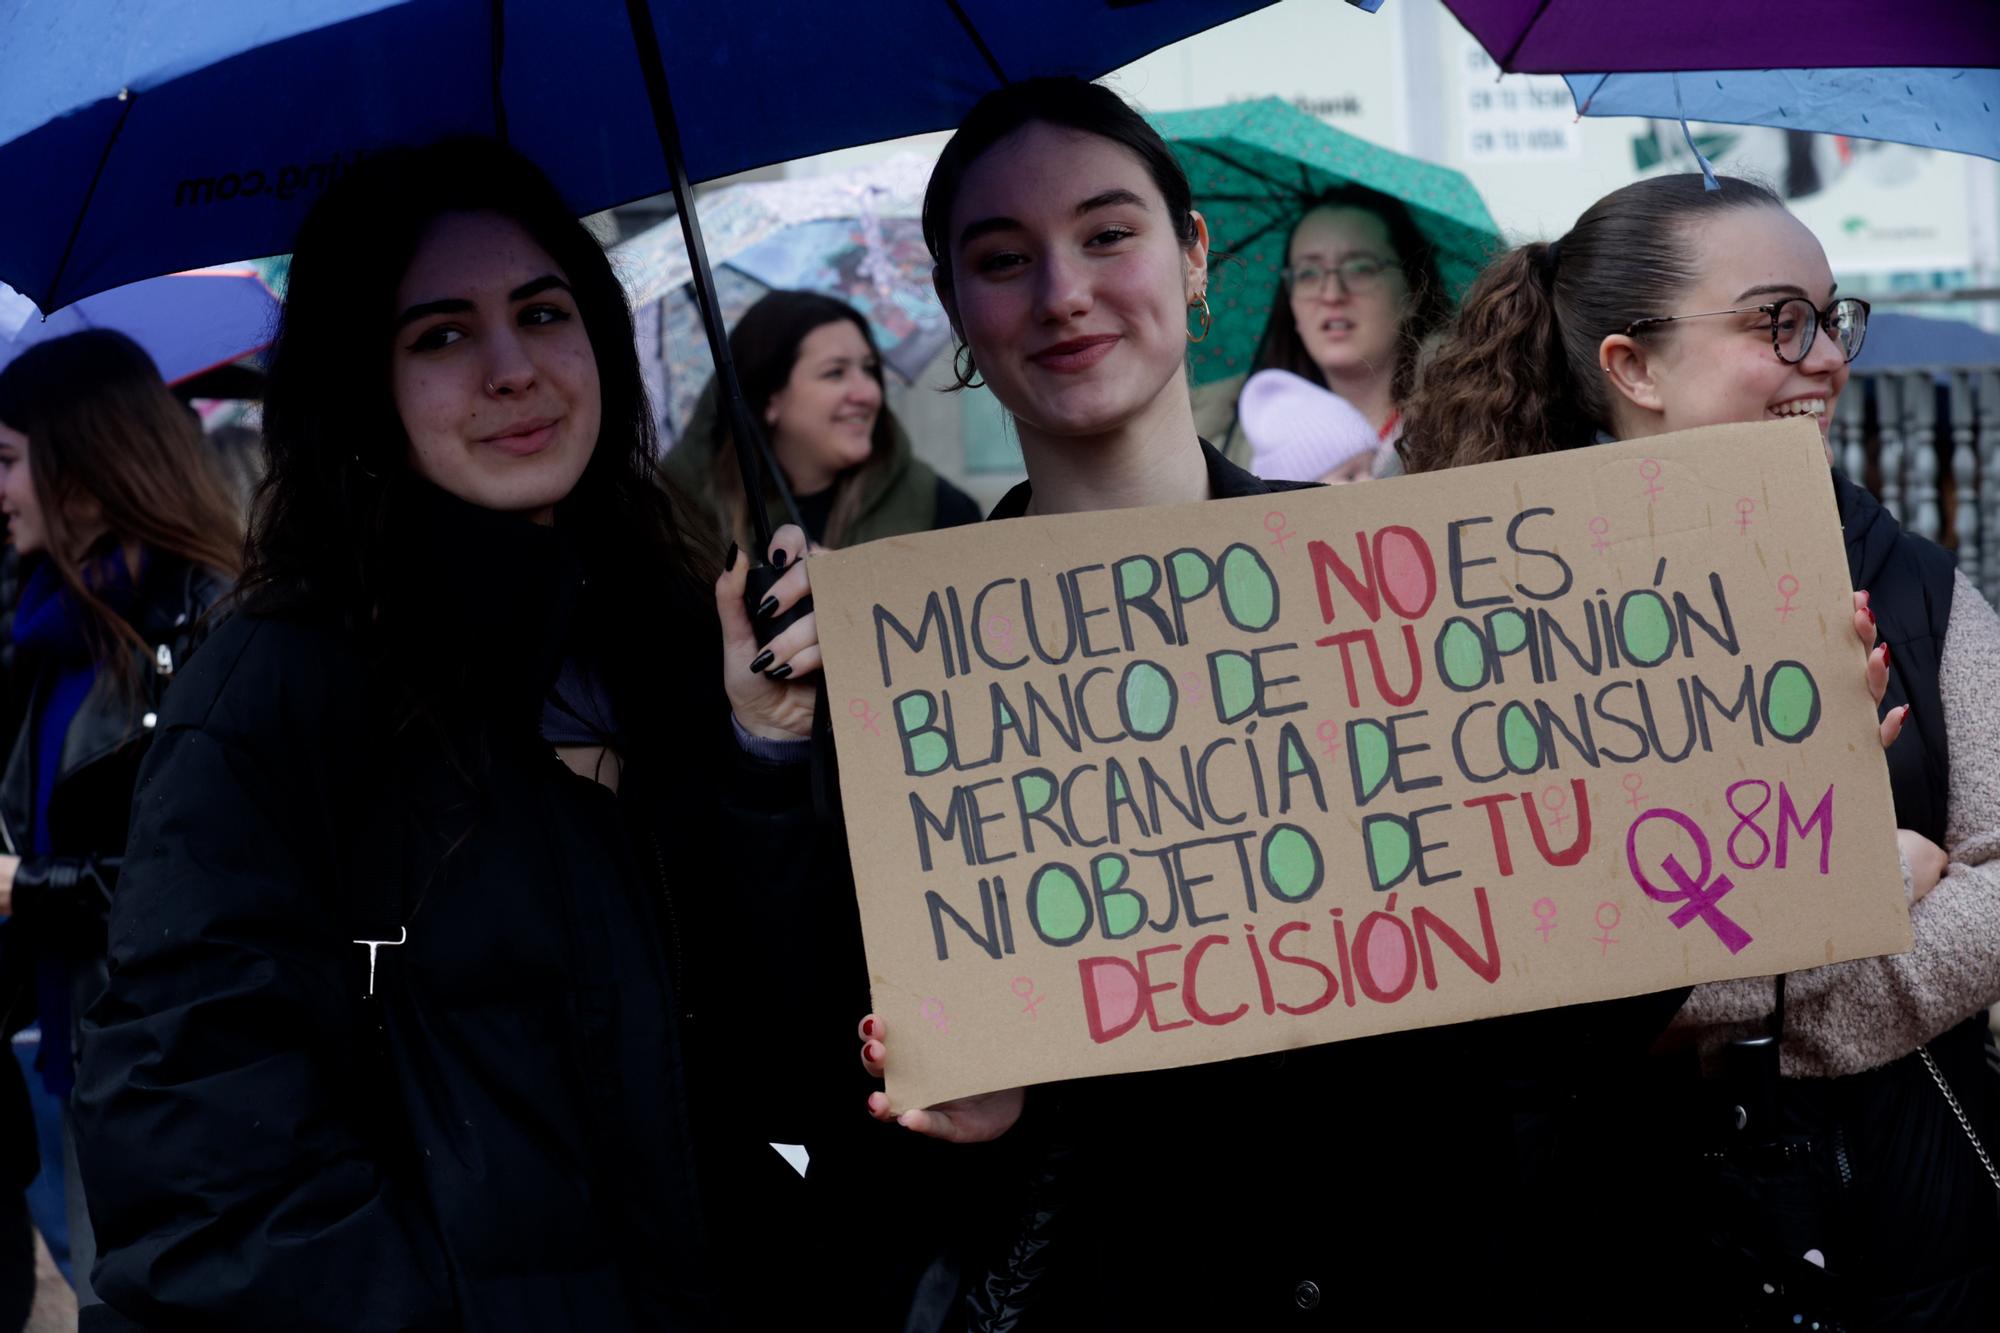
[0,330,241,1312]
[73,138,828,1332]
[844,87,1902,1332]
[1234,185,1451,466]
[1404,173,2000,1330]
[840,75,1560,1329]
[668,290,979,549]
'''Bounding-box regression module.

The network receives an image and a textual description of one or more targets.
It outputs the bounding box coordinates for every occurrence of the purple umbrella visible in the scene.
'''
[1442,0,2000,75]
[0,268,279,386]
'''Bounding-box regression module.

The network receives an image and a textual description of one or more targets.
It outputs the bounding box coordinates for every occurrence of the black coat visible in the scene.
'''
[952,444,1686,1329]
[1803,473,1990,1329]
[74,495,833,1332]
[0,551,229,1193]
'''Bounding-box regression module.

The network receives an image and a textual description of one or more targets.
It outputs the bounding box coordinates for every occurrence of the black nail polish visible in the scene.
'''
[756,595,779,619]
[771,548,789,570]
[768,663,793,681]
[723,541,739,570]
[749,650,774,674]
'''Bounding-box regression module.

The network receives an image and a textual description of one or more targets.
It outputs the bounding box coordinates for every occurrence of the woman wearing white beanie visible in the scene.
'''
[1237,368,1379,483]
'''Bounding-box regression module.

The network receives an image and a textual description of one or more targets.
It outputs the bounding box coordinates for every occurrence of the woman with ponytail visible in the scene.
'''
[1406,174,2000,1331]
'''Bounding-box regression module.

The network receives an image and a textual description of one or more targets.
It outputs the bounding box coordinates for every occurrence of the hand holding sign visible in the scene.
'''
[859,1014,1024,1142]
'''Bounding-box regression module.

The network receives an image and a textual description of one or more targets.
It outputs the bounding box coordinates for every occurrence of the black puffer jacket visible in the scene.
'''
[75,492,833,1332]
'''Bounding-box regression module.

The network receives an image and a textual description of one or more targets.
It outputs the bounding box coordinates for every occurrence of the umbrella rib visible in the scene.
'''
[941,0,1009,84]
[44,90,137,312]
[489,0,509,143]
[1228,213,1288,253]
[1496,0,1558,72]
[1179,141,1298,198]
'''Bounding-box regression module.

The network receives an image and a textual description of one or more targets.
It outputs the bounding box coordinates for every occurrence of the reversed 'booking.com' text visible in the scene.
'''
[174,151,370,207]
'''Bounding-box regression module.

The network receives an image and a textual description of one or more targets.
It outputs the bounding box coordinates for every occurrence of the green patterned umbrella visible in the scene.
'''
[1152,98,1503,386]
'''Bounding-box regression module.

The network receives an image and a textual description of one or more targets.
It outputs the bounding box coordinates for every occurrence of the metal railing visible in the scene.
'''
[1835,367,2000,605]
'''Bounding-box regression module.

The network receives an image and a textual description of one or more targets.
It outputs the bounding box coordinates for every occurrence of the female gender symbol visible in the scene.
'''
[1540,784,1570,834]
[1594,902,1622,955]
[1532,898,1558,943]
[1775,574,1800,623]
[1011,976,1045,1020]
[1639,459,1664,501]
[1315,720,1343,759]
[1264,510,1296,555]
[848,698,881,737]
[985,614,1015,653]
[1588,515,1611,555]
[1735,498,1756,535]
[1624,808,1754,954]
[919,997,951,1034]
[1622,773,1646,811]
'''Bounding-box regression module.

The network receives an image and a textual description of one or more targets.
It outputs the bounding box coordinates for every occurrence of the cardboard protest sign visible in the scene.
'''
[812,419,1910,1111]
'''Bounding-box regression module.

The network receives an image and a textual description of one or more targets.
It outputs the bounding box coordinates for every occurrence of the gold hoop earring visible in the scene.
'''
[1187,292,1213,344]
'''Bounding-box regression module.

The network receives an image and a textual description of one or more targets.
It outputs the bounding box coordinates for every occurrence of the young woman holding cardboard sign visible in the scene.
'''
[842,77,1830,1331]
[1404,174,2000,1331]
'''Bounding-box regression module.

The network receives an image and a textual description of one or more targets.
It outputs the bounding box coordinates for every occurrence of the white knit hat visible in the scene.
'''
[1238,369,1378,483]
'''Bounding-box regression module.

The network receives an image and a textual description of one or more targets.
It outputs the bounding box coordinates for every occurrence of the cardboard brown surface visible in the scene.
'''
[812,419,1911,1110]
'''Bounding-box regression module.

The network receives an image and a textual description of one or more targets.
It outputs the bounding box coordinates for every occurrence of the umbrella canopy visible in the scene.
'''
[1151,97,1502,386]
[1853,311,2000,372]
[0,0,1281,312]
[1442,0,2000,75]
[618,151,935,308]
[613,151,949,429]
[1564,68,2000,163]
[0,268,279,386]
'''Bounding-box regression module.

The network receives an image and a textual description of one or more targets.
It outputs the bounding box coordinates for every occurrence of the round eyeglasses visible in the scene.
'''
[1281,255,1401,298]
[1623,295,1871,365]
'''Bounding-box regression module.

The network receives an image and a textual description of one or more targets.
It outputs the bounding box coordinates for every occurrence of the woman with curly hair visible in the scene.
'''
[1404,173,2000,1331]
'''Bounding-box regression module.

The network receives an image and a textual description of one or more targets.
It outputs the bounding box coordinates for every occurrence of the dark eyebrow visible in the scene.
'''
[395,297,473,330]
[956,189,1150,249]
[395,274,571,330]
[1076,188,1146,216]
[510,274,570,302]
[1732,282,1807,303]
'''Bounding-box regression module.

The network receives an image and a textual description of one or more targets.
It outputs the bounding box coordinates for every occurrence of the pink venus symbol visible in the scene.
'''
[1264,509,1295,555]
[1639,459,1664,502]
[1776,574,1800,623]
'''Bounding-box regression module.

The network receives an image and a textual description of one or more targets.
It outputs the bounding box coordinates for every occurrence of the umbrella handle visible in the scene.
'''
[622,0,805,554]
[744,564,813,649]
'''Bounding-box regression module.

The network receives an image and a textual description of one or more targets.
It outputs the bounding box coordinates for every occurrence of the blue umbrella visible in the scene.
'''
[0,269,280,386]
[0,0,1279,311]
[1853,312,2000,373]
[1564,68,2000,164]
[0,0,1278,552]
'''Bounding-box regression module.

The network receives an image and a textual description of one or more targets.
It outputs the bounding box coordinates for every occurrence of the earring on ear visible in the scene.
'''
[1187,292,1213,344]
[952,343,984,389]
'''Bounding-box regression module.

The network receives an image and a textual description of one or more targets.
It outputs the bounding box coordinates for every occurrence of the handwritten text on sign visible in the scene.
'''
[812,421,1909,1110]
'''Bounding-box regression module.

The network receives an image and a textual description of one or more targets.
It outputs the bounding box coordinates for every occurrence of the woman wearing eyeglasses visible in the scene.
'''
[1235,186,1452,474]
[1404,173,2000,1331]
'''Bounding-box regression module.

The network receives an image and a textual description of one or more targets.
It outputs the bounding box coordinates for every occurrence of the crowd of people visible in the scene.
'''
[0,71,1988,1333]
